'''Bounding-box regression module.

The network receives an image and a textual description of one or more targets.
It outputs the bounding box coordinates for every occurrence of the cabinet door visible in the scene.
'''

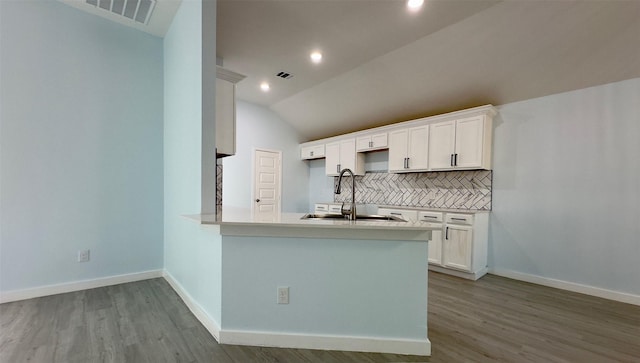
[443,225,473,272]
[325,142,341,175]
[215,78,235,156]
[338,139,357,173]
[407,126,429,170]
[357,133,388,151]
[371,133,388,149]
[426,223,443,265]
[388,129,408,172]
[301,145,325,160]
[455,116,484,169]
[428,120,456,170]
[356,136,372,151]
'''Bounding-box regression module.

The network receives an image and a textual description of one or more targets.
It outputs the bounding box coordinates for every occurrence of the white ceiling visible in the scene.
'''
[59,0,181,37]
[218,0,640,142]
[62,0,640,142]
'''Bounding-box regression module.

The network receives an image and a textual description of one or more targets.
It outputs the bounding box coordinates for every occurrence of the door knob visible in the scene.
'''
[255,199,260,203]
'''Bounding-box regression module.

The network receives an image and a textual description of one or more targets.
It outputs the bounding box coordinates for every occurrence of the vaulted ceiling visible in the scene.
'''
[218,0,640,141]
[62,0,640,142]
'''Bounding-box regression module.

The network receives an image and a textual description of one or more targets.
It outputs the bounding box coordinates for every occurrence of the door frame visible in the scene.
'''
[251,148,283,216]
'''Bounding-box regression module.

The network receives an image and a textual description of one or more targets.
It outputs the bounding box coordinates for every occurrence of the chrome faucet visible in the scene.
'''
[335,168,356,221]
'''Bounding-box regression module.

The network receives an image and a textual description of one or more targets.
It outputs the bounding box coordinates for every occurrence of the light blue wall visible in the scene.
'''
[490,78,640,295]
[307,159,335,209]
[222,101,308,212]
[163,0,222,324]
[0,0,164,292]
[221,235,427,339]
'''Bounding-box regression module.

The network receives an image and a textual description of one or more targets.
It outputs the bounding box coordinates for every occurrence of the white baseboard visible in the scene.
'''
[162,270,221,341]
[161,272,429,356]
[489,268,640,306]
[0,269,163,304]
[429,265,487,281]
[219,329,431,356]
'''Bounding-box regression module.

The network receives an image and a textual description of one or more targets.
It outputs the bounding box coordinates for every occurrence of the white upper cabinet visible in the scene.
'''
[455,116,486,168]
[216,67,245,157]
[325,139,365,176]
[300,144,325,160]
[428,120,456,169]
[356,133,388,152]
[428,115,492,170]
[298,105,496,173]
[388,126,429,173]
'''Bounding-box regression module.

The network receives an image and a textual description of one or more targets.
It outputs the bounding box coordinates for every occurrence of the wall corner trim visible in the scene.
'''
[162,270,221,341]
[0,269,164,304]
[488,268,640,306]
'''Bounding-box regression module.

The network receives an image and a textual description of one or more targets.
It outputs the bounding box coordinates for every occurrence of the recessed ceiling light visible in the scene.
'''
[407,0,424,11]
[310,51,323,64]
[260,82,270,92]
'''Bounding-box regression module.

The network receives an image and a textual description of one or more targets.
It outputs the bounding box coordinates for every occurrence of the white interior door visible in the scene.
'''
[253,149,282,221]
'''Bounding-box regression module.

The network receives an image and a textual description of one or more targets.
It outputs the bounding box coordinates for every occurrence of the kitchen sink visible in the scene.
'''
[301,214,407,222]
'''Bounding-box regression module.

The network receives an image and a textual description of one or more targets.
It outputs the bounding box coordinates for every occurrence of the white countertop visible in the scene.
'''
[184,207,438,232]
[377,205,491,214]
[185,208,436,241]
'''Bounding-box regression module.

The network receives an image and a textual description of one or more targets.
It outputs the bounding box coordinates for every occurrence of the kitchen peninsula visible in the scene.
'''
[185,209,436,356]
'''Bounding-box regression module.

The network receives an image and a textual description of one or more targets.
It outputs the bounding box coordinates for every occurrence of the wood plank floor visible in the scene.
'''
[1,272,638,362]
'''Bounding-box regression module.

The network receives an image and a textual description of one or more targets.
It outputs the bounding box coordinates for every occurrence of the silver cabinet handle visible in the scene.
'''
[422,215,437,219]
[450,154,454,166]
[445,226,449,240]
[454,153,458,166]
[390,212,403,216]
[451,218,466,221]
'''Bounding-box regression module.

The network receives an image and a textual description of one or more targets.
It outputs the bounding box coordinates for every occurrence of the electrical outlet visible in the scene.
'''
[77,249,90,263]
[277,286,289,304]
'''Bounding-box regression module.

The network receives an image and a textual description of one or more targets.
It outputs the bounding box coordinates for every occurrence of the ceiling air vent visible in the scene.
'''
[85,0,156,24]
[276,71,294,80]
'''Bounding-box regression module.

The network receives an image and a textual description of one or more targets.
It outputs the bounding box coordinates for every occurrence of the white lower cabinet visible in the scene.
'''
[425,223,443,265]
[377,208,418,222]
[442,224,473,271]
[381,207,489,280]
[418,211,444,265]
[314,203,343,215]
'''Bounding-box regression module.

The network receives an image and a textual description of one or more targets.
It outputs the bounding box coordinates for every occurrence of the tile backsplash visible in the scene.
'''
[334,170,492,210]
[216,164,223,216]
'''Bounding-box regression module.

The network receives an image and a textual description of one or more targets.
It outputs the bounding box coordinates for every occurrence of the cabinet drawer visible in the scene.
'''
[378,208,418,222]
[419,211,443,222]
[445,213,473,225]
[314,204,329,213]
[328,204,343,214]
